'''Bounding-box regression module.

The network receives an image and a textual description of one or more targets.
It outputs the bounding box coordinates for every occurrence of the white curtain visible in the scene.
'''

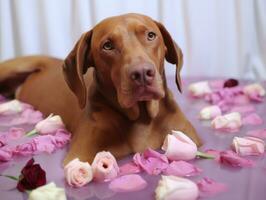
[0,0,265,79]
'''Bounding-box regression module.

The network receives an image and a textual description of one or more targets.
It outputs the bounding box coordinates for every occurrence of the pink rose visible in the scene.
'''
[211,112,242,132]
[162,131,197,161]
[155,176,199,200]
[199,105,221,120]
[35,114,65,135]
[91,151,119,182]
[232,136,265,156]
[64,158,93,187]
[188,81,212,97]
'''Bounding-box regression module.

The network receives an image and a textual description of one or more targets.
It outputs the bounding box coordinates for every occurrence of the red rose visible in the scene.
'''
[16,158,46,192]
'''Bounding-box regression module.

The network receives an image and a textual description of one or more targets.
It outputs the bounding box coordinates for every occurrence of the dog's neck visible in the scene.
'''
[91,71,159,121]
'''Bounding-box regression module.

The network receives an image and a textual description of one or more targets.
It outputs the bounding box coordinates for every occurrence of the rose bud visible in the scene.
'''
[162,131,197,161]
[211,112,242,132]
[188,81,212,97]
[29,182,66,200]
[155,175,199,200]
[199,105,222,120]
[64,158,93,187]
[17,158,46,192]
[0,100,23,115]
[232,136,265,156]
[35,114,65,135]
[243,83,265,97]
[223,78,239,88]
[91,151,119,182]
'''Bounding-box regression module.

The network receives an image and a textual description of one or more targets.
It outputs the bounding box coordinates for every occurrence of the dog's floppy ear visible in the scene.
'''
[154,21,183,92]
[62,30,93,108]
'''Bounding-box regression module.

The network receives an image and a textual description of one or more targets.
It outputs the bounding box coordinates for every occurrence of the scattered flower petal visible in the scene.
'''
[243,83,265,102]
[197,177,227,197]
[242,113,263,125]
[155,175,199,200]
[133,148,168,175]
[64,158,93,187]
[109,174,147,192]
[204,149,221,161]
[232,136,265,156]
[246,129,266,139]
[219,150,254,168]
[0,147,13,162]
[230,105,255,114]
[92,151,119,182]
[119,162,141,176]
[211,112,242,132]
[163,161,202,177]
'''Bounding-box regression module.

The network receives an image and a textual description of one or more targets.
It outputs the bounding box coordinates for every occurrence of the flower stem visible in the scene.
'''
[0,174,19,181]
[196,151,215,159]
[25,129,38,137]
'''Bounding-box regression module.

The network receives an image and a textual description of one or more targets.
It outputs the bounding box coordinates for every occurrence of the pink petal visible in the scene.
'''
[133,149,168,175]
[243,113,263,125]
[204,149,221,162]
[0,147,13,162]
[9,108,43,125]
[248,91,264,102]
[246,129,266,139]
[51,129,71,148]
[163,161,202,177]
[197,177,227,197]
[7,128,25,140]
[33,135,56,154]
[219,150,254,168]
[230,105,255,114]
[109,174,147,192]
[15,142,36,156]
[233,94,250,105]
[119,162,141,176]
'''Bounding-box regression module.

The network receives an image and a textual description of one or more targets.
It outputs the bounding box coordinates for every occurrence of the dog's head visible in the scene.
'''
[63,13,183,119]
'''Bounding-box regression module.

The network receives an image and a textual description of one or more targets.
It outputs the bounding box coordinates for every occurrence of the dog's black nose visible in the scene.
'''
[129,65,155,86]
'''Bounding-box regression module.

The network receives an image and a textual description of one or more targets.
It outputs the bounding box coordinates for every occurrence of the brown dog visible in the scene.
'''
[0,13,201,165]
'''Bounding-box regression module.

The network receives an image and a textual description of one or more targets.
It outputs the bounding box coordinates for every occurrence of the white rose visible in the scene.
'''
[243,83,265,97]
[0,100,23,115]
[199,105,221,120]
[188,81,212,97]
[35,114,65,135]
[155,176,199,200]
[28,182,66,200]
[211,112,242,131]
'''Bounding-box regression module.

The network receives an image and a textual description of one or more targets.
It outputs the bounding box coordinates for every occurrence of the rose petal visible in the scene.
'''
[230,105,255,114]
[109,174,147,192]
[119,162,141,176]
[219,150,254,168]
[242,113,263,125]
[163,161,202,177]
[133,149,168,175]
[0,147,13,162]
[197,177,227,197]
[204,149,221,162]
[246,129,266,139]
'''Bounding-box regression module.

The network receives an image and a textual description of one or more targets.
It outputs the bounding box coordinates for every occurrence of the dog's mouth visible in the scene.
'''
[119,85,165,108]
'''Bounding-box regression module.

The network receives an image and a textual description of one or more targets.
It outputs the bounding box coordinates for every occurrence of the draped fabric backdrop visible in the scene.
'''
[0,0,265,79]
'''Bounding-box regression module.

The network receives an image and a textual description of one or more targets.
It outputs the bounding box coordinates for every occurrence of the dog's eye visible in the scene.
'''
[147,32,156,41]
[103,41,114,50]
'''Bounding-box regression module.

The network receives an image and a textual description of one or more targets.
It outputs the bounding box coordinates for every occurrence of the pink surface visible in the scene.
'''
[0,77,266,200]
